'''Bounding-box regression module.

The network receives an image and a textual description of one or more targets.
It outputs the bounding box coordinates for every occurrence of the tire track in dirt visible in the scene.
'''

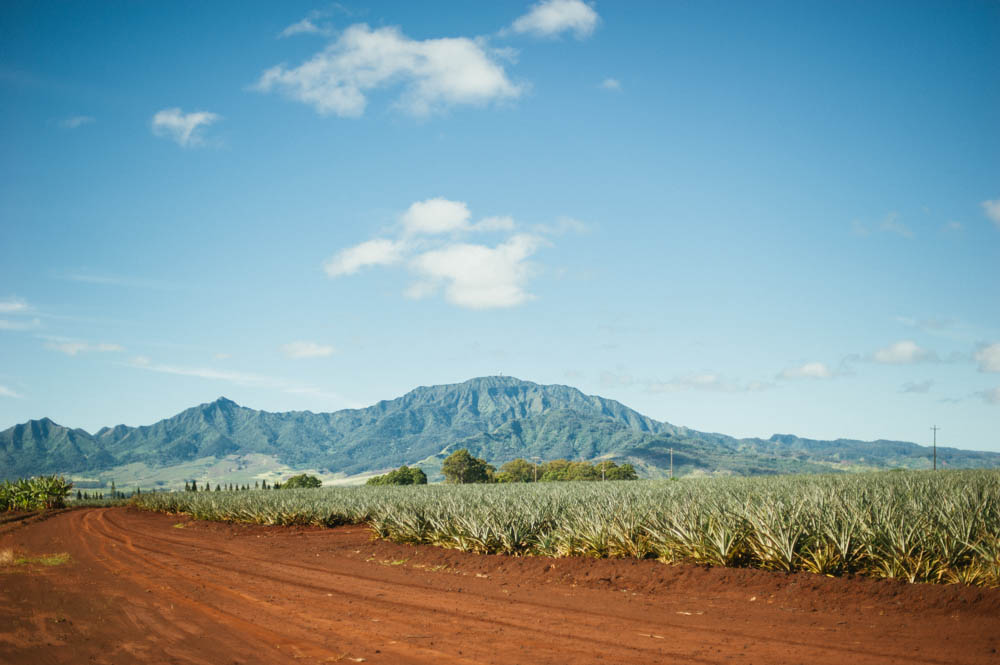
[95,508,977,665]
[2,507,998,665]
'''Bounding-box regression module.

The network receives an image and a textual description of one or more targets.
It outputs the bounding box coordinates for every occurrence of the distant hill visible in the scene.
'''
[2,376,997,482]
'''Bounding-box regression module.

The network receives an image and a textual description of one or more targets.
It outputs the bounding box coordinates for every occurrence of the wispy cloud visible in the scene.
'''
[126,356,356,407]
[599,78,621,91]
[982,199,1000,229]
[255,24,523,117]
[647,373,772,394]
[60,115,95,129]
[899,379,933,394]
[778,362,833,380]
[975,343,1000,373]
[509,0,600,39]
[324,238,403,277]
[45,340,125,356]
[281,341,335,359]
[279,13,333,38]
[852,212,913,238]
[0,318,41,331]
[0,298,29,313]
[870,340,936,365]
[151,108,221,147]
[64,271,177,290]
[977,387,1000,405]
[0,385,22,398]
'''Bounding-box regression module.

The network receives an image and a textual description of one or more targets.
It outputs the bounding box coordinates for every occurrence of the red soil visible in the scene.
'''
[1,507,998,664]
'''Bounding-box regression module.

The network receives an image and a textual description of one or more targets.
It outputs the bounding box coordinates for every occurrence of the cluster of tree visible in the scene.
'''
[439,449,638,484]
[366,465,428,486]
[280,474,323,489]
[496,458,637,482]
[180,474,323,491]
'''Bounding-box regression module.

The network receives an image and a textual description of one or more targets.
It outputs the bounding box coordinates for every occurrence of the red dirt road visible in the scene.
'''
[1,508,998,664]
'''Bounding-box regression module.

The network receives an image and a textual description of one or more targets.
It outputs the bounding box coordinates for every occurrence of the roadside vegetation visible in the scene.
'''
[131,469,1000,587]
[0,476,73,510]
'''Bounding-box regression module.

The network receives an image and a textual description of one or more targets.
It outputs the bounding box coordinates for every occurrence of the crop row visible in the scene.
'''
[1,475,73,510]
[131,469,1000,587]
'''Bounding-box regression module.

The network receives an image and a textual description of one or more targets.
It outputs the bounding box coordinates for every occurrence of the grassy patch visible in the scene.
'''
[0,548,72,570]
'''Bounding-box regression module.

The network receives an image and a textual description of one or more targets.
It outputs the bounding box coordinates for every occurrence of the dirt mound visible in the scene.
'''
[1,507,998,664]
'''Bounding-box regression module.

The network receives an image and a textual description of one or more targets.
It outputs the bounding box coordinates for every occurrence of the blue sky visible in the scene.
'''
[1,0,998,452]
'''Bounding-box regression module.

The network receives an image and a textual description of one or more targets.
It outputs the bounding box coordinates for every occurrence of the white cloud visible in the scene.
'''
[281,341,335,358]
[128,359,274,387]
[46,340,124,356]
[323,238,403,277]
[151,108,221,147]
[779,362,833,380]
[983,200,1000,229]
[878,212,913,238]
[402,197,471,234]
[60,115,95,129]
[975,343,1000,373]
[279,18,330,38]
[647,373,772,394]
[0,299,28,313]
[255,24,522,117]
[978,387,1000,405]
[0,385,22,398]
[511,0,599,39]
[871,340,935,364]
[473,216,516,232]
[600,78,621,91]
[325,199,572,308]
[410,234,544,308]
[213,352,232,360]
[0,318,41,331]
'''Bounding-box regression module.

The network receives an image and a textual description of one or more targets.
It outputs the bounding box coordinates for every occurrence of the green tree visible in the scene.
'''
[281,474,323,489]
[497,458,537,483]
[367,465,428,486]
[441,449,495,484]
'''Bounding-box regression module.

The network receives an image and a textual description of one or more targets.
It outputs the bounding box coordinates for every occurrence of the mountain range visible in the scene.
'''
[2,376,997,485]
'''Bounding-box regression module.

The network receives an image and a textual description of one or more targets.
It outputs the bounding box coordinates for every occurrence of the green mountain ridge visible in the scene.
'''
[2,376,996,481]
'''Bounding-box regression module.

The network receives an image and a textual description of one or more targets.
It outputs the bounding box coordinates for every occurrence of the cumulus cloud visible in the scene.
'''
[45,340,124,356]
[281,341,335,358]
[324,198,572,308]
[410,234,544,308]
[0,385,22,398]
[323,238,403,277]
[255,24,522,117]
[151,108,221,147]
[871,340,935,365]
[600,78,621,91]
[60,115,95,129]
[511,0,599,39]
[779,362,833,380]
[975,343,1000,373]
[402,197,471,234]
[982,200,1000,229]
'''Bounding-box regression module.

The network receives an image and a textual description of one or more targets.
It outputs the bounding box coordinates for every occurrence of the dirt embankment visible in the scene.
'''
[1,507,998,664]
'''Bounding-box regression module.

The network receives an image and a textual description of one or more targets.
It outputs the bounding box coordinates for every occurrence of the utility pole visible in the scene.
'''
[670,448,674,479]
[531,456,540,482]
[931,425,940,471]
